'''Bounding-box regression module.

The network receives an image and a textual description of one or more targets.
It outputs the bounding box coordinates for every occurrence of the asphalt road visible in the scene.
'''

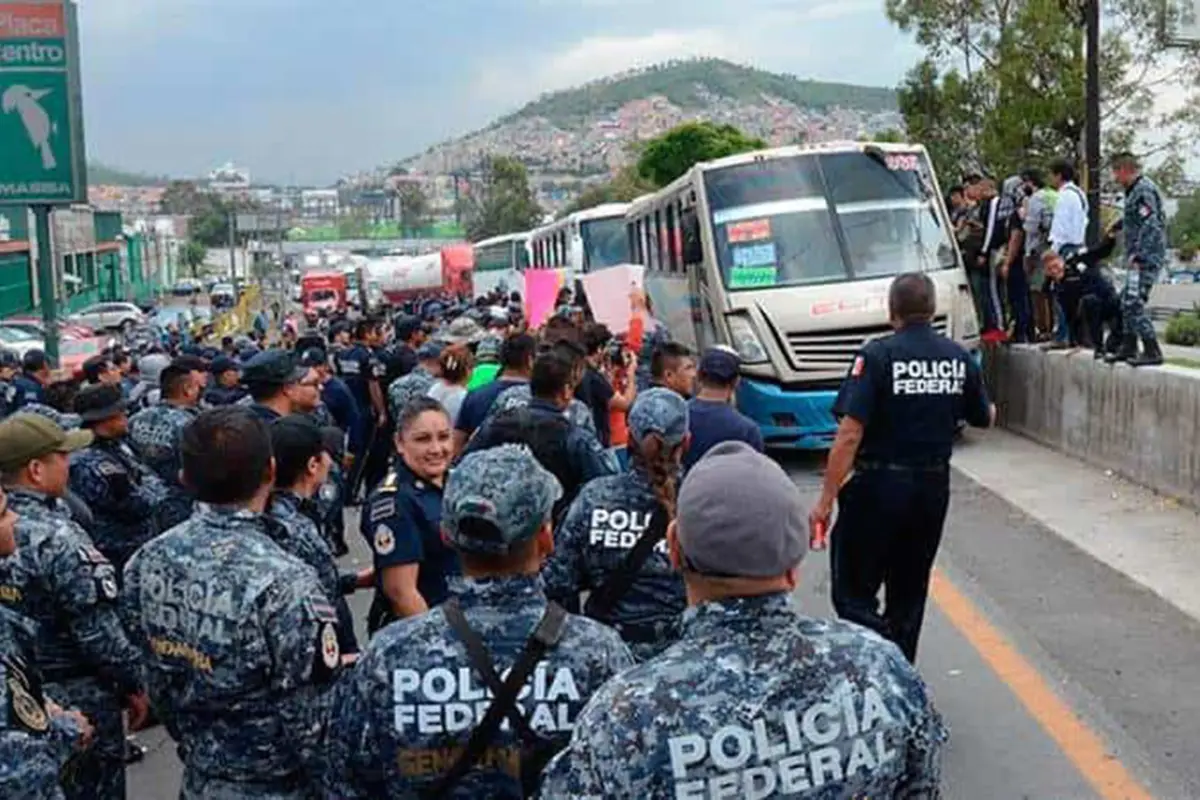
[126,456,1198,799]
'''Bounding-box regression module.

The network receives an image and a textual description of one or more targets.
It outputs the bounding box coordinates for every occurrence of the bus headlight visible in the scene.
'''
[726,314,769,364]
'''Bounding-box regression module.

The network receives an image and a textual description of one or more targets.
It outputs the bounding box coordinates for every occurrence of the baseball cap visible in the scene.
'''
[210,356,238,376]
[297,347,327,370]
[416,341,443,361]
[393,314,422,341]
[628,387,689,445]
[242,350,306,387]
[0,413,93,472]
[0,350,18,369]
[677,441,807,577]
[73,384,128,423]
[698,346,741,384]
[442,445,562,556]
[475,336,501,362]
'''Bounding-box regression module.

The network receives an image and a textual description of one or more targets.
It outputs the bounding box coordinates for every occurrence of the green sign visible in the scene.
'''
[0,1,85,205]
[729,265,778,289]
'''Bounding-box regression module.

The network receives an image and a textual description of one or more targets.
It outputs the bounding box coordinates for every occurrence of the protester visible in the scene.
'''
[684,346,763,471]
[425,344,474,427]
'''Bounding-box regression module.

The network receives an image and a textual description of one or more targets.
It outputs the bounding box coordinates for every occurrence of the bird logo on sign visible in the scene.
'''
[2,85,58,170]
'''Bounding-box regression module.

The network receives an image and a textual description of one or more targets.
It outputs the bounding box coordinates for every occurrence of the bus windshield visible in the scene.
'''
[704,151,957,291]
[580,217,629,271]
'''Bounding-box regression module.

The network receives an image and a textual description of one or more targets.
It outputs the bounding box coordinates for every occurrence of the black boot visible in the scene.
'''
[1104,338,1137,364]
[1128,336,1163,367]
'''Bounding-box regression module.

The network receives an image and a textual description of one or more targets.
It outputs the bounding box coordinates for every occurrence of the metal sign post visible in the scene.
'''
[0,0,87,365]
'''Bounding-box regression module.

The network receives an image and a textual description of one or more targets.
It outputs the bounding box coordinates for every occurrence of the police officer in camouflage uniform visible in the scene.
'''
[68,385,168,573]
[0,484,95,800]
[388,341,442,422]
[0,414,150,799]
[540,441,947,798]
[542,387,690,662]
[1108,151,1167,366]
[127,357,207,532]
[201,355,247,407]
[120,407,344,798]
[325,445,634,798]
[268,416,368,657]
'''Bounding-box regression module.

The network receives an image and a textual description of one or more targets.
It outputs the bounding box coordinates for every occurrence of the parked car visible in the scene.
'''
[0,325,44,358]
[60,337,111,378]
[69,302,147,333]
[210,283,237,310]
[2,316,96,340]
[149,307,194,332]
[171,279,204,297]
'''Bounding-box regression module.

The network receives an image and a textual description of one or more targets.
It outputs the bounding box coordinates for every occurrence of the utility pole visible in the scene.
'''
[228,211,237,281]
[1084,0,1102,243]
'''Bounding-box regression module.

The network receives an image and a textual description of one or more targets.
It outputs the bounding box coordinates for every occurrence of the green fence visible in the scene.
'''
[0,250,33,317]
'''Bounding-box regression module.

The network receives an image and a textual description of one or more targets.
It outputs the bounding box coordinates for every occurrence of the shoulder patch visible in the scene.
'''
[380,471,398,492]
[303,594,339,624]
[97,461,124,477]
[373,525,396,555]
[320,623,340,670]
[77,545,108,565]
[1139,203,1152,218]
[8,673,48,732]
[96,567,119,601]
[368,496,396,522]
[851,355,865,377]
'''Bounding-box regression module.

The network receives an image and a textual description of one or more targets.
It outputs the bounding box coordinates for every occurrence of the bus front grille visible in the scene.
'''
[783,317,949,374]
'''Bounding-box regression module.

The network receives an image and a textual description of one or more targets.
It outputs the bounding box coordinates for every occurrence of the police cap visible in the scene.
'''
[73,384,128,423]
[442,445,562,556]
[242,350,306,388]
[0,413,93,472]
[628,387,689,445]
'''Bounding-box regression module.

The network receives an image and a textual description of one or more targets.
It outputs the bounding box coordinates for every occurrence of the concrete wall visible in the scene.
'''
[986,347,1200,509]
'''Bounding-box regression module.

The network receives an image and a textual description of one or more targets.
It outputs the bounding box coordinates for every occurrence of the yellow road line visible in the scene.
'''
[930,570,1155,800]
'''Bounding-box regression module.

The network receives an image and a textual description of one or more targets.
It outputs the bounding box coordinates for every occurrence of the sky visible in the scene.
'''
[76,0,922,185]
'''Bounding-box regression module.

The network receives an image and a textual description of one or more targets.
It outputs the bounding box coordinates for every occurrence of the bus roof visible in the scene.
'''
[626,141,930,217]
[472,231,530,247]
[530,202,630,241]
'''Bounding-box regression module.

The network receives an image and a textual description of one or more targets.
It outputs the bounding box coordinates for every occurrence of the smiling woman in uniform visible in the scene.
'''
[362,396,460,633]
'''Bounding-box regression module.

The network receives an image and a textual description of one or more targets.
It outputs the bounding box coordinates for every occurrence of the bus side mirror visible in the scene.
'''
[681,208,703,264]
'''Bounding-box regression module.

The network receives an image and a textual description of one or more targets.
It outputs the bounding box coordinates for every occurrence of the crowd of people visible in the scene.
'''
[947,151,1167,367]
[0,273,962,798]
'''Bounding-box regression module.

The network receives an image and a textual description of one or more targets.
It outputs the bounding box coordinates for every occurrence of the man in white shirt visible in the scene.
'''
[1046,159,1088,346]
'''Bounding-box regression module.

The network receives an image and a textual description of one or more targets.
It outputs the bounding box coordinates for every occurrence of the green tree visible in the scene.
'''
[397,183,431,235]
[635,121,767,188]
[160,180,209,216]
[859,128,907,143]
[180,240,207,278]
[887,0,1199,192]
[464,156,544,242]
[1169,190,1200,249]
[562,166,655,215]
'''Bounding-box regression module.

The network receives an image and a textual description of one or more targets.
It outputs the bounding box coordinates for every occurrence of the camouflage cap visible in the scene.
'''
[0,413,93,473]
[628,387,689,445]
[475,335,502,362]
[442,444,563,555]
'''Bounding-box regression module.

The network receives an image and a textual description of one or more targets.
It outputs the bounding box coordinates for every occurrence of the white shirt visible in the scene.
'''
[1049,181,1087,252]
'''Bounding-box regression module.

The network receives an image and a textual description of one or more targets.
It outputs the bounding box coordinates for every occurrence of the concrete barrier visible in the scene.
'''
[985,346,1200,509]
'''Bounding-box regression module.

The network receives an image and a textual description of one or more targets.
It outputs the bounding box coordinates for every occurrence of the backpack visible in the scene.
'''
[468,407,579,524]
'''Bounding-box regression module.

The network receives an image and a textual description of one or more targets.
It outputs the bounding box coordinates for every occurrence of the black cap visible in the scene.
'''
[73,384,128,423]
[0,350,18,369]
[210,356,238,375]
[394,314,421,341]
[698,346,741,383]
[241,350,306,387]
[298,347,327,369]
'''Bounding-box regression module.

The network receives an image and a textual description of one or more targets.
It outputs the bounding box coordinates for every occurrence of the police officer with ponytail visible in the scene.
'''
[811,272,994,663]
[542,388,690,662]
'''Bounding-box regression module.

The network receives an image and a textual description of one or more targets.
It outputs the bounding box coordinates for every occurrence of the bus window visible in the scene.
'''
[580,217,629,271]
[665,204,678,272]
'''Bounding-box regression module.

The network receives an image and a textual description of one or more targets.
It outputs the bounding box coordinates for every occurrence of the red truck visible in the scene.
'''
[301,271,348,314]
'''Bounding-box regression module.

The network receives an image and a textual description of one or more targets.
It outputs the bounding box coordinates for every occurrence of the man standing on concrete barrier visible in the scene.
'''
[810,272,995,663]
[1107,152,1166,367]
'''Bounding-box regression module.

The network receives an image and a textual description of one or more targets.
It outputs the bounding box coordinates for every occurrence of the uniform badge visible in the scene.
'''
[98,572,119,601]
[319,482,337,503]
[320,623,340,669]
[374,525,396,555]
[851,356,865,377]
[8,674,48,732]
[1139,203,1152,218]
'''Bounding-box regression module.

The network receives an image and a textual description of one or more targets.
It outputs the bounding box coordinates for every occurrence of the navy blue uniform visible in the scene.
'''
[361,461,460,634]
[830,322,990,661]
[334,344,383,495]
[12,375,45,410]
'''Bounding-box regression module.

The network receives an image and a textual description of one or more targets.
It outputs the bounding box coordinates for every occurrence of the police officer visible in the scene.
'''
[0,349,19,419]
[362,397,458,634]
[127,353,170,413]
[69,385,168,573]
[335,318,387,498]
[268,416,368,657]
[465,351,617,522]
[242,350,323,423]
[13,350,51,410]
[542,388,690,661]
[811,273,994,662]
[324,445,633,798]
[388,340,442,422]
[483,343,599,436]
[120,407,344,797]
[541,441,948,797]
[202,355,247,407]
[1108,151,1167,366]
[0,414,150,799]
[127,358,206,531]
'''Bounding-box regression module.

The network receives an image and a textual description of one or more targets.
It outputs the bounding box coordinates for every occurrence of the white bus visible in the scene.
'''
[528,203,632,281]
[626,141,980,450]
[471,231,531,299]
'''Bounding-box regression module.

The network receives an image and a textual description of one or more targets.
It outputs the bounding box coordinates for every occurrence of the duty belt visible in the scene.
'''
[855,459,949,473]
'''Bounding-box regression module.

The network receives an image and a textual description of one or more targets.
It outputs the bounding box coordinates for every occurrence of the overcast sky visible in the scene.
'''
[77,0,921,185]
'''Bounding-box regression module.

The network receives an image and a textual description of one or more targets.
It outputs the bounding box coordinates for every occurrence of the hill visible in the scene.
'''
[498,58,898,128]
[395,58,902,185]
[87,161,169,186]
